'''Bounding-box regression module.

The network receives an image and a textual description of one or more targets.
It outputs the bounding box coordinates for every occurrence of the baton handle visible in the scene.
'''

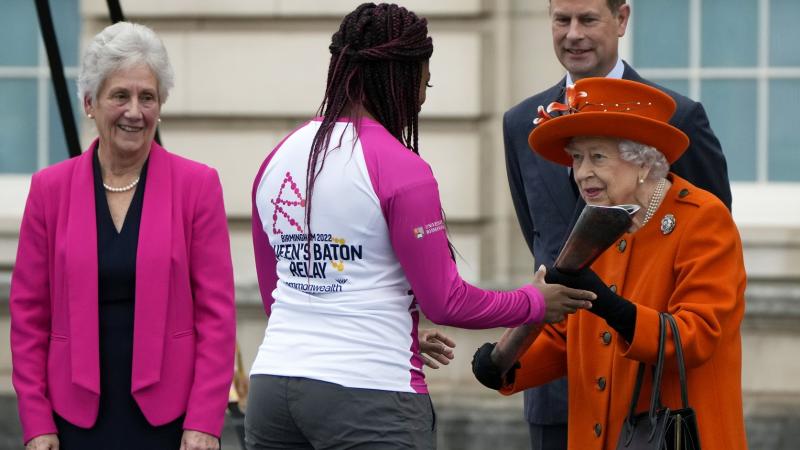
[491,323,543,374]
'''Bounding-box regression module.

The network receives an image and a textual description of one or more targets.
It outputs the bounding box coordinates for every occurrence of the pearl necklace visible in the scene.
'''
[640,178,667,227]
[103,176,140,193]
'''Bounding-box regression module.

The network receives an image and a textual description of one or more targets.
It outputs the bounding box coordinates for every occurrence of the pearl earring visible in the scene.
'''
[157,117,162,123]
[87,113,93,119]
[638,177,644,184]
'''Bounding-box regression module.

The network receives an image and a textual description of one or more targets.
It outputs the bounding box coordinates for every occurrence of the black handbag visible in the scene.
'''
[616,313,701,450]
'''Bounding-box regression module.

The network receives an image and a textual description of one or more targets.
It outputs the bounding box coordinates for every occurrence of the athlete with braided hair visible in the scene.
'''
[246,4,594,448]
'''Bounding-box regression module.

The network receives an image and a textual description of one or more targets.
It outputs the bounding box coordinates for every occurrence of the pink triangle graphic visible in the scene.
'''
[270,171,306,234]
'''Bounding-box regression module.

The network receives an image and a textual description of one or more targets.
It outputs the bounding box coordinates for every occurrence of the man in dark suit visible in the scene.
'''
[504,0,731,448]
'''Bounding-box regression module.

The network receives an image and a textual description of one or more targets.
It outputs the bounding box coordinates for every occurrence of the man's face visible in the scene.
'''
[550,0,630,81]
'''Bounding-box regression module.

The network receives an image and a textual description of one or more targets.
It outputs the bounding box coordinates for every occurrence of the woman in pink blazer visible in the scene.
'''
[10,22,236,450]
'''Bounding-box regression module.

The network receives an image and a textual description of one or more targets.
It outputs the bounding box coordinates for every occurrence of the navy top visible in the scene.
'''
[93,146,147,432]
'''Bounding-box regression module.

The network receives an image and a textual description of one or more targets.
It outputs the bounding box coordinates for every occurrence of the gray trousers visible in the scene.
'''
[528,423,568,450]
[245,375,436,450]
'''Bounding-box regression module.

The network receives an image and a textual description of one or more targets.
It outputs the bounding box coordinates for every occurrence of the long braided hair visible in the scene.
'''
[305,3,433,235]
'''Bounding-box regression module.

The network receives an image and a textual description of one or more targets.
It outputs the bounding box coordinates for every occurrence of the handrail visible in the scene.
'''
[34,0,81,158]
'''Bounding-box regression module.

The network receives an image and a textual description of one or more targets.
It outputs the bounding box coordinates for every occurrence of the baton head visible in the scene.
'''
[554,204,640,273]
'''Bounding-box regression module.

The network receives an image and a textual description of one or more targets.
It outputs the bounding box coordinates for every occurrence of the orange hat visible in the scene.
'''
[528,78,689,166]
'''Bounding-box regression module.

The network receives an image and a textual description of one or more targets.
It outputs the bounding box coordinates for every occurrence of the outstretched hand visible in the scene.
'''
[419,328,456,369]
[533,265,595,323]
[544,267,617,317]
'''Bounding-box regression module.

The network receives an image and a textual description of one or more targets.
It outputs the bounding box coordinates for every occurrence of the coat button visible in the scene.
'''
[617,239,627,252]
[679,188,690,198]
[601,331,612,345]
[597,377,607,390]
[594,423,602,437]
[609,284,617,294]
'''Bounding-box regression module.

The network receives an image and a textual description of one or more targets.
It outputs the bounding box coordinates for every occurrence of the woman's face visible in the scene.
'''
[85,64,160,157]
[566,136,646,206]
[418,61,431,107]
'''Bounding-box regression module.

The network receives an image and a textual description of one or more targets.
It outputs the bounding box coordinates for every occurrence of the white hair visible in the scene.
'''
[77,22,174,105]
[617,139,670,180]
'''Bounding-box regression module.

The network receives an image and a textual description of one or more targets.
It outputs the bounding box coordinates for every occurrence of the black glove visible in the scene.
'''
[471,342,519,390]
[545,267,637,342]
[544,267,618,318]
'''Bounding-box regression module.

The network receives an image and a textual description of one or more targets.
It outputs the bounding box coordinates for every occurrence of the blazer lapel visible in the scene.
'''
[622,61,643,82]
[67,143,100,394]
[131,142,172,392]
[535,78,578,223]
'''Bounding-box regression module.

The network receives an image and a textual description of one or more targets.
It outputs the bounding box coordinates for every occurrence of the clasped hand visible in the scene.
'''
[533,265,595,323]
[544,266,617,318]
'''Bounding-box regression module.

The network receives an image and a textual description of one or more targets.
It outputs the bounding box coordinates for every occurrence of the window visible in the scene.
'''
[0,0,81,174]
[630,0,800,182]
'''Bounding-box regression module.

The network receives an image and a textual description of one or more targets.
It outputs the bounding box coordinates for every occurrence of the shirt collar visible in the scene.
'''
[565,57,625,87]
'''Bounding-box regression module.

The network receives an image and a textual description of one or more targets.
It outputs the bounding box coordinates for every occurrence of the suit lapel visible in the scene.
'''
[535,78,578,223]
[67,143,101,394]
[622,61,643,82]
[131,142,172,392]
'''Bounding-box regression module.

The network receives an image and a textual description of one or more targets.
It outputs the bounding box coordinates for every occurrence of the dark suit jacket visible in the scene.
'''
[503,62,731,424]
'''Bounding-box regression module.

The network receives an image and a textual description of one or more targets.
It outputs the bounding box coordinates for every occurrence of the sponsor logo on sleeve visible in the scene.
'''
[413,220,445,239]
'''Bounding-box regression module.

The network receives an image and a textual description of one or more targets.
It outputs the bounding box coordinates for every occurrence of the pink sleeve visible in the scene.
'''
[251,123,308,316]
[184,168,237,437]
[385,179,545,328]
[252,155,278,317]
[9,173,58,443]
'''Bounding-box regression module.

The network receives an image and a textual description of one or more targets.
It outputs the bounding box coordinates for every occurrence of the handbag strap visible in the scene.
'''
[624,361,647,425]
[664,313,690,408]
[622,313,667,425]
[647,312,669,422]
[621,313,693,429]
[620,313,668,445]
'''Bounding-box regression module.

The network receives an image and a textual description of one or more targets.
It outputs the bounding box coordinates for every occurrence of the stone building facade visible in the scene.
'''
[0,1,799,448]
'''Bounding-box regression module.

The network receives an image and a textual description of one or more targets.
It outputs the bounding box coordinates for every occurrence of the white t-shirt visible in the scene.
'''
[250,118,544,393]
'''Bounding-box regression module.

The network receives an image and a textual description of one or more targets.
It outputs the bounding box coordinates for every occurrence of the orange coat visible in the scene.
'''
[502,174,747,450]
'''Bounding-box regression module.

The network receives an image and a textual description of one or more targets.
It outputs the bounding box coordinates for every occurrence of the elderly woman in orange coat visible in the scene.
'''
[471,78,747,449]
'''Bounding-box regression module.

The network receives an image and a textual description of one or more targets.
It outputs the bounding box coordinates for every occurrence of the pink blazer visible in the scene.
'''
[10,140,236,443]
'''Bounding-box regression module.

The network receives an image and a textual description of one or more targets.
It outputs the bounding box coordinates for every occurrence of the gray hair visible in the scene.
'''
[77,22,174,105]
[618,139,670,180]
